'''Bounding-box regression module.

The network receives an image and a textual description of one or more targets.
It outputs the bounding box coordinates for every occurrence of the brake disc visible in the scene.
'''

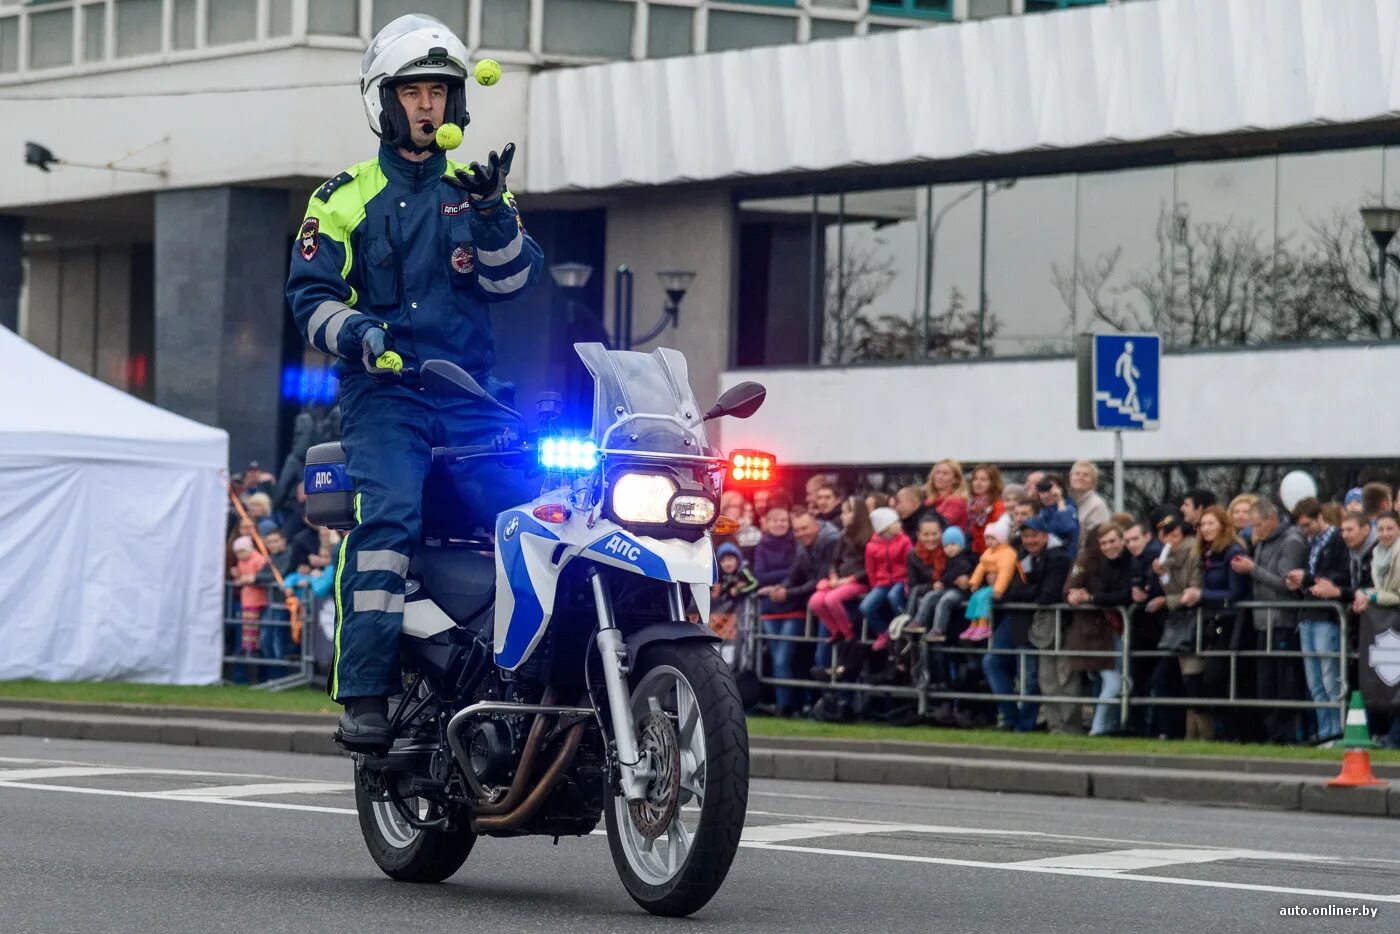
[628,710,681,840]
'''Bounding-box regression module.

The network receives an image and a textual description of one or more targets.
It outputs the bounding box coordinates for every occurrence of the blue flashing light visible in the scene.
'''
[281,366,340,405]
[539,437,598,472]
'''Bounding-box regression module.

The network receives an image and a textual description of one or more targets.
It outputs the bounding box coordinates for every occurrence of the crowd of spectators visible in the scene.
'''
[717,463,1400,747]
[225,462,342,681]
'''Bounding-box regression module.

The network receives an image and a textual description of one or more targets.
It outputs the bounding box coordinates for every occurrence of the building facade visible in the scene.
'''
[1,0,1397,495]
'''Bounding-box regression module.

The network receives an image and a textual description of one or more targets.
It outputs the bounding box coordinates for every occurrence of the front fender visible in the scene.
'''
[624,621,721,667]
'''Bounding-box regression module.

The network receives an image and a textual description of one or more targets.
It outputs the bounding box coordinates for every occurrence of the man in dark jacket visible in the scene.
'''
[1232,498,1307,743]
[1012,516,1075,732]
[1286,498,1350,740]
[1123,521,1164,736]
[753,507,802,716]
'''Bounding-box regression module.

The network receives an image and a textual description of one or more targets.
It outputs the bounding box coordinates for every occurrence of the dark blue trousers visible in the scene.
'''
[331,374,520,700]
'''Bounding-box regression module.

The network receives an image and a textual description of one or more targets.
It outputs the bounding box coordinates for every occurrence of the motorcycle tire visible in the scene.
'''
[604,641,749,917]
[354,765,475,883]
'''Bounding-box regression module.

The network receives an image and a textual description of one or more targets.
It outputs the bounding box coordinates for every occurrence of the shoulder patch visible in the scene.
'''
[314,171,355,203]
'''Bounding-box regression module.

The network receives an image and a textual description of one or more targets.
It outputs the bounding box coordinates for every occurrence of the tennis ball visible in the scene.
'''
[474,58,502,87]
[435,122,463,150]
[375,351,404,373]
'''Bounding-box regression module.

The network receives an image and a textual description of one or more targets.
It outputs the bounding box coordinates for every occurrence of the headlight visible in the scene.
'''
[611,473,676,524]
[670,494,716,527]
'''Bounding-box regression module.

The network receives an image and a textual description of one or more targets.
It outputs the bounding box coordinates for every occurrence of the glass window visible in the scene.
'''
[1277,148,1386,343]
[1169,156,1277,347]
[542,0,632,58]
[373,1,468,35]
[481,0,530,50]
[173,0,197,49]
[1069,166,1176,345]
[82,2,106,61]
[269,0,293,37]
[868,0,952,18]
[811,0,858,8]
[809,18,854,40]
[308,0,360,36]
[822,189,922,364]
[921,183,983,357]
[967,0,1012,18]
[706,9,795,52]
[737,195,820,366]
[647,4,691,58]
[984,175,1077,356]
[29,7,74,69]
[209,0,258,45]
[0,16,16,72]
[115,0,162,58]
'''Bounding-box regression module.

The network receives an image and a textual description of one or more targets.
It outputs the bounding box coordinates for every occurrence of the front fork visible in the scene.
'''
[589,571,680,802]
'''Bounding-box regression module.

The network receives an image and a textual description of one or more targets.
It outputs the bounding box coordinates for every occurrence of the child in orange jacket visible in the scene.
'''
[962,515,1019,642]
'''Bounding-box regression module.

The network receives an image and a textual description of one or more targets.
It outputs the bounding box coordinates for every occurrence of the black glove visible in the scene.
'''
[360,325,400,379]
[445,142,515,210]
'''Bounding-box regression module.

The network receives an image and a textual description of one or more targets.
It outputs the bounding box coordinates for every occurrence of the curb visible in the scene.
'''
[749,747,1400,818]
[4,706,1395,819]
[747,733,1400,779]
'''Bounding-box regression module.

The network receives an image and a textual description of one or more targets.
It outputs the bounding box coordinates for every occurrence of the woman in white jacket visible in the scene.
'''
[1353,511,1400,748]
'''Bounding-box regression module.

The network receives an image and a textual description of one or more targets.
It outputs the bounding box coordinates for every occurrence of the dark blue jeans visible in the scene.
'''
[763,617,805,713]
[859,583,906,636]
[981,616,1040,731]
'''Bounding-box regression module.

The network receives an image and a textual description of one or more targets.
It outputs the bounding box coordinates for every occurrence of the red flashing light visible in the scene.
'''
[728,449,776,486]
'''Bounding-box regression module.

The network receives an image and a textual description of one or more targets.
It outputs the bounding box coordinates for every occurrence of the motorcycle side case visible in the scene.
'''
[303,442,356,531]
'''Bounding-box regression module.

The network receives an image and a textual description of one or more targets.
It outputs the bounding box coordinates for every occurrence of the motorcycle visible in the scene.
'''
[303,342,771,917]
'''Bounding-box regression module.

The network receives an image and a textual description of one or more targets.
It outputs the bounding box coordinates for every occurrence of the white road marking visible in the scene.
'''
[1012,848,1340,872]
[745,841,1400,904]
[744,819,1044,844]
[0,767,143,781]
[0,781,357,815]
[156,781,354,799]
[2,778,1394,904]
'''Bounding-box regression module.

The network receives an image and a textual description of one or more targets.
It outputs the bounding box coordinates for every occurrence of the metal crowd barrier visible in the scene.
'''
[751,595,1356,730]
[222,582,319,691]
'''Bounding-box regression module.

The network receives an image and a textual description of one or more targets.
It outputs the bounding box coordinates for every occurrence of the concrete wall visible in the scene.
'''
[603,186,735,423]
[718,343,1396,467]
[0,46,531,212]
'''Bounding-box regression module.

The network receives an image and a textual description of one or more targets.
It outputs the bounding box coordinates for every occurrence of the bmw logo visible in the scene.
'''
[503,516,519,541]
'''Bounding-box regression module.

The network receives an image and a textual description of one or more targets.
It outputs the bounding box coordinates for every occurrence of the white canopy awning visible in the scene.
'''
[525,0,1400,193]
[0,328,229,684]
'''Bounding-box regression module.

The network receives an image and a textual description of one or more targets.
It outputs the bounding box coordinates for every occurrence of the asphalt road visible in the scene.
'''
[0,736,1394,934]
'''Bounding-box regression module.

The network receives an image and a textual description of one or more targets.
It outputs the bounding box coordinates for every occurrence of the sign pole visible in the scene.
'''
[1113,430,1125,513]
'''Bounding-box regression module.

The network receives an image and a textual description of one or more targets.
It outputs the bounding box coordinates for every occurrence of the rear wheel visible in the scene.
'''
[604,641,749,917]
[354,763,475,882]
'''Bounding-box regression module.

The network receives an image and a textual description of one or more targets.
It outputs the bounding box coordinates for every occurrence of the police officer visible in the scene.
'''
[286,15,544,750]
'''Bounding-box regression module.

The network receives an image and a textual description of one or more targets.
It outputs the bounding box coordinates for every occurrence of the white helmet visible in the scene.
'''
[360,14,470,151]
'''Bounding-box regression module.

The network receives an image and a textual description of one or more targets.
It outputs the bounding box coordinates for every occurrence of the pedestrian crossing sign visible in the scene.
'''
[1076,333,1160,431]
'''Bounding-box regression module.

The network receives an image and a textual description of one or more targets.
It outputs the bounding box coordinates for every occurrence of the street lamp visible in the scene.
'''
[1360,206,1400,338]
[613,266,696,350]
[549,262,594,290]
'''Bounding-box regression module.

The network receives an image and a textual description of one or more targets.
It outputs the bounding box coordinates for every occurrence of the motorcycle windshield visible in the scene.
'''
[575,343,710,456]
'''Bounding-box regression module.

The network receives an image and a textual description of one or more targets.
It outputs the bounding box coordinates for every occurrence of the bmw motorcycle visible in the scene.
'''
[303,343,770,917]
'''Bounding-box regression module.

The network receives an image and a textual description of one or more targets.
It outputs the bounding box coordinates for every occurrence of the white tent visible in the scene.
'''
[0,327,228,684]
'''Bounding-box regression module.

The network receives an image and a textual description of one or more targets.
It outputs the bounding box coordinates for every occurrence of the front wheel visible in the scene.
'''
[604,641,749,917]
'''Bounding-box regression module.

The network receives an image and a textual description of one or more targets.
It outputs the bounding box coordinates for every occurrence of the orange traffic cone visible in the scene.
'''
[1327,692,1386,788]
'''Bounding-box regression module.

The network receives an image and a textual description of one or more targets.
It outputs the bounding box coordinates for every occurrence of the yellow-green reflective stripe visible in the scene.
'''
[330,491,362,701]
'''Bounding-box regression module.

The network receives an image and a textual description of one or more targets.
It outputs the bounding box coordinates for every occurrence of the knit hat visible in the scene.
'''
[985,514,1012,545]
[1345,487,1364,507]
[232,536,255,553]
[869,507,901,535]
[941,526,966,548]
[716,542,744,563]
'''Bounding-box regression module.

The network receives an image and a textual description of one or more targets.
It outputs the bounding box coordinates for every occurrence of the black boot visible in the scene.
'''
[336,696,392,751]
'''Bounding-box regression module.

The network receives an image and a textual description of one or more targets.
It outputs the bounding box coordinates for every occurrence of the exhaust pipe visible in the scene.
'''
[471,720,586,833]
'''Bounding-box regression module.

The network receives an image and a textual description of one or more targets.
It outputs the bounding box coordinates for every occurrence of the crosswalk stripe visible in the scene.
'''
[156,782,354,799]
